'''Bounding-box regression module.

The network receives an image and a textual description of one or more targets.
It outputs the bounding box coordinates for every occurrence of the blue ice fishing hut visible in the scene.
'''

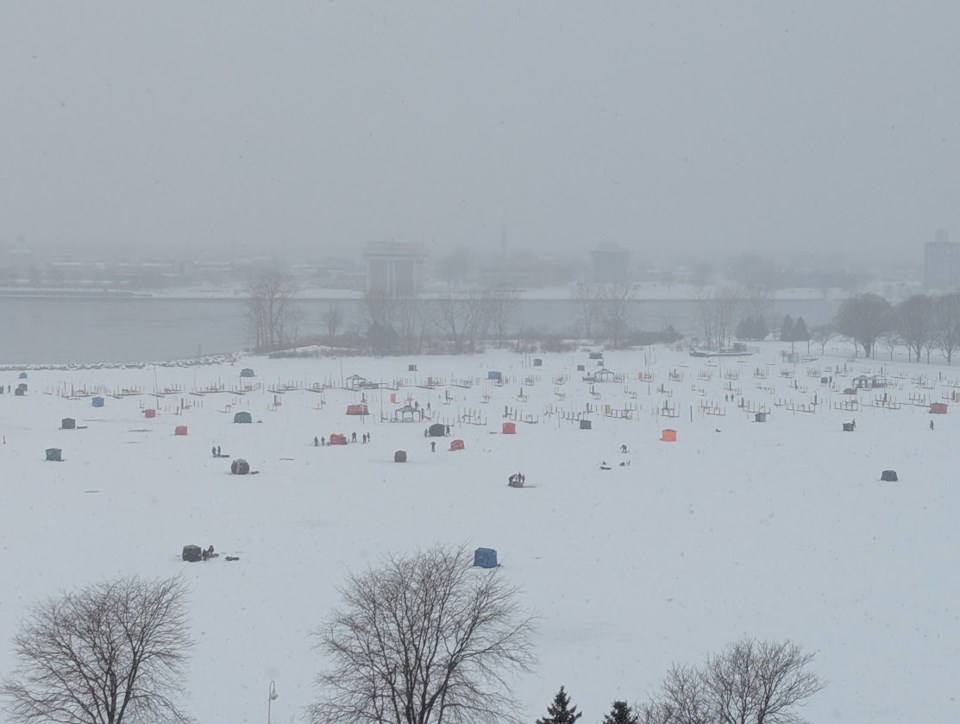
[473,548,498,568]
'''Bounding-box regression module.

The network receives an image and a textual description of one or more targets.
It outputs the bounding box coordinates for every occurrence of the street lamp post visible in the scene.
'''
[267,680,278,724]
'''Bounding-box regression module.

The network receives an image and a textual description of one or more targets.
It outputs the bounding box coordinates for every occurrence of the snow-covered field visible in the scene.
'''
[1,344,958,723]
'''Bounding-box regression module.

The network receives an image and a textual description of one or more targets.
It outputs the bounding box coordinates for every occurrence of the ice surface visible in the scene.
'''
[0,344,956,722]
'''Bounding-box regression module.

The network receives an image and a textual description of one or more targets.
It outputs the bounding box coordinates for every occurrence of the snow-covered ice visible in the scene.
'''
[0,344,957,723]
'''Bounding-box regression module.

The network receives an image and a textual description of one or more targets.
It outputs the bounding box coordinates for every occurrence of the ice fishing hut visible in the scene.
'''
[345,374,367,389]
[15,384,26,396]
[182,545,202,562]
[593,368,616,383]
[429,423,447,437]
[346,403,369,416]
[174,425,188,436]
[754,412,767,423]
[394,405,423,422]
[408,364,417,372]
[449,439,465,451]
[589,351,603,360]
[144,408,156,418]
[230,458,251,475]
[853,375,885,390]
[240,368,255,378]
[92,396,105,408]
[60,418,76,430]
[18,372,27,379]
[233,411,253,424]
[930,402,948,414]
[473,548,498,568]
[394,450,407,463]
[881,469,898,482]
[661,428,677,442]
[502,421,517,434]
[45,448,62,462]
[579,419,592,430]
[533,358,543,367]
[329,433,347,445]
[487,370,502,382]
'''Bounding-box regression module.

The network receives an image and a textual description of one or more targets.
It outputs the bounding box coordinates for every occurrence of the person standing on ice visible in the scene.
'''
[930,419,935,430]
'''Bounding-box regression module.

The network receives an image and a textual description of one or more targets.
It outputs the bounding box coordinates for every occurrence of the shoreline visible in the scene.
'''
[0,287,844,303]
[0,352,244,372]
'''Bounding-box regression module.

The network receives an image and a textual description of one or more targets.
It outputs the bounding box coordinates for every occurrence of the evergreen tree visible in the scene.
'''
[536,686,582,724]
[781,314,797,352]
[602,700,638,724]
[793,316,810,352]
[780,314,795,342]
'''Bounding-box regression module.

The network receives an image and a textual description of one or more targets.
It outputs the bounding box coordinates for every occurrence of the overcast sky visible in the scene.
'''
[2,1,959,264]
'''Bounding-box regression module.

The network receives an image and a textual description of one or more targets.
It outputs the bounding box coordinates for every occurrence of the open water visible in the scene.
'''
[2,297,840,364]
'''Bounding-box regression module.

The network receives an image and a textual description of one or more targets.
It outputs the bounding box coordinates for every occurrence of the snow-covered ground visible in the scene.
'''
[1,343,957,723]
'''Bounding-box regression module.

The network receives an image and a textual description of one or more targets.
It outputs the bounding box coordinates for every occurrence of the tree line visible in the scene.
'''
[247,270,672,355]
[1,547,825,724]
[831,292,960,362]
[535,635,824,723]
[703,284,960,364]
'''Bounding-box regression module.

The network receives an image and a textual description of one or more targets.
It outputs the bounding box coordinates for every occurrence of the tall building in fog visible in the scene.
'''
[590,245,631,284]
[924,229,960,290]
[363,241,426,297]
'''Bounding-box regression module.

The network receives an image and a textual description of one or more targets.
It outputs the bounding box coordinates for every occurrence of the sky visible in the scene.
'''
[2,1,959,264]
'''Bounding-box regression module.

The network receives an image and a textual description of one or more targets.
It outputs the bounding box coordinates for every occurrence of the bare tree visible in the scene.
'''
[246,269,299,351]
[309,546,536,724]
[394,296,431,354]
[597,283,635,349]
[877,332,902,361]
[363,290,399,354]
[704,638,825,724]
[894,294,934,362]
[432,291,488,354]
[696,286,743,351]
[483,286,520,349]
[741,285,773,334]
[834,293,891,358]
[2,576,192,724]
[809,325,835,356]
[640,638,825,724]
[573,280,601,341]
[934,292,960,364]
[323,303,345,340]
[639,665,712,724]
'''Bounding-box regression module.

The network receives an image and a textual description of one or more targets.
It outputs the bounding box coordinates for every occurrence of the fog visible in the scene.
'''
[2,1,958,264]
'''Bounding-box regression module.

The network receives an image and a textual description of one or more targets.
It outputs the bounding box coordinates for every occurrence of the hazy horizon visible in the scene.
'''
[2,2,958,265]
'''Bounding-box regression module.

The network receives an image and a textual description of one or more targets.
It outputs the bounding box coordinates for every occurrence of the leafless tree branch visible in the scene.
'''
[2,576,193,724]
[309,545,536,724]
